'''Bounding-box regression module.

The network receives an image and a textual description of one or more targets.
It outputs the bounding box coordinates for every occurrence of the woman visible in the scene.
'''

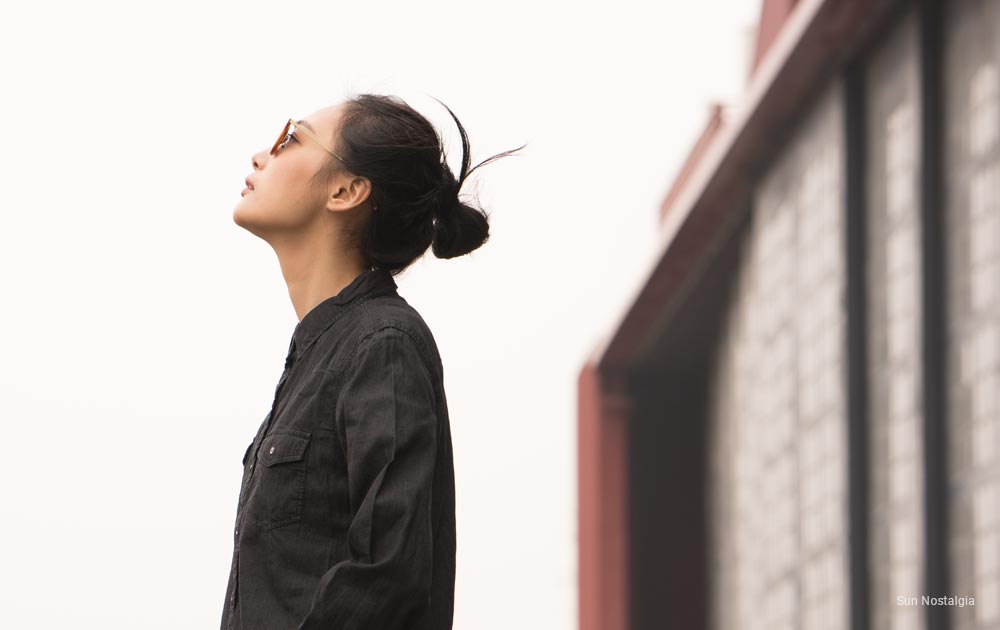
[221,94,523,630]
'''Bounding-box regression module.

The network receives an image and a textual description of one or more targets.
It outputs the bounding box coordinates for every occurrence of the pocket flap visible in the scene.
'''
[260,430,311,466]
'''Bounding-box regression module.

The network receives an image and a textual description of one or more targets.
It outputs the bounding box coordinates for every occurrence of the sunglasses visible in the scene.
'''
[270,118,346,164]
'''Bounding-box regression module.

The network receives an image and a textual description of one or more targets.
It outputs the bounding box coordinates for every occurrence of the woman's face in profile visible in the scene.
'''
[233,104,343,238]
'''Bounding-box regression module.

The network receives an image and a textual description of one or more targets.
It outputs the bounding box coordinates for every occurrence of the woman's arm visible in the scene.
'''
[296,326,438,630]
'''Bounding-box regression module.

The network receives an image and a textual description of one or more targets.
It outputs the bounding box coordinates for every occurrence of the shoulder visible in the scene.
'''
[352,295,442,373]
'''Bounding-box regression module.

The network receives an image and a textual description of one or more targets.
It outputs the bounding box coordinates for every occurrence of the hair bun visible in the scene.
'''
[431,198,490,260]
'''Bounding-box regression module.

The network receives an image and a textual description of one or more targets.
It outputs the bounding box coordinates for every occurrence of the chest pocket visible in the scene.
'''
[245,428,311,532]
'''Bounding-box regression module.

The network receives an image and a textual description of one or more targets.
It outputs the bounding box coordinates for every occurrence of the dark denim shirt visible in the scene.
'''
[220,267,456,630]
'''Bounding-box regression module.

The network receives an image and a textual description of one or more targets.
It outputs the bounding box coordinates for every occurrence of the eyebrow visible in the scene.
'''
[295,119,316,133]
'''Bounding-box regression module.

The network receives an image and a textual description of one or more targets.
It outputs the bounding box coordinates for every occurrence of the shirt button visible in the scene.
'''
[269,446,275,454]
[235,527,239,536]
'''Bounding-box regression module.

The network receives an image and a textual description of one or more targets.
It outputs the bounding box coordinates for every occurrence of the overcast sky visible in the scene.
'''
[0,1,759,627]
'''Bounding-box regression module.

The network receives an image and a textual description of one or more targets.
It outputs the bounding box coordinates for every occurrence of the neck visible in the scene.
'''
[269,226,367,322]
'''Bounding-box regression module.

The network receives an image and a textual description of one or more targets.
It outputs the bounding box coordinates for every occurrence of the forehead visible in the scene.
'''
[301,103,344,138]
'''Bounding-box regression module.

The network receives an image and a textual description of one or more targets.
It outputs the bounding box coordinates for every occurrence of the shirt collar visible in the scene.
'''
[288,267,398,361]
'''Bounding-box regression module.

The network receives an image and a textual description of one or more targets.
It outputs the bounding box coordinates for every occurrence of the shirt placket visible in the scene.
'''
[227,333,299,628]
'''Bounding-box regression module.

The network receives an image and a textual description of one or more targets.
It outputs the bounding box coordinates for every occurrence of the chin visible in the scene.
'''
[233,201,291,244]
[232,202,249,229]
[232,201,264,235]
[233,195,311,238]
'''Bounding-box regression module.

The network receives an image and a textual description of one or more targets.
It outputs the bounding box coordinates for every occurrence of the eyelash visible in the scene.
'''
[278,132,298,150]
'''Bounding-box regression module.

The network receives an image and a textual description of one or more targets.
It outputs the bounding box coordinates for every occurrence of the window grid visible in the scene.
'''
[865,11,926,630]
[945,2,1000,628]
[708,81,849,630]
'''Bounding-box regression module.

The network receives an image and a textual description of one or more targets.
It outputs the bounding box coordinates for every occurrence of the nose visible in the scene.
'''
[252,148,268,170]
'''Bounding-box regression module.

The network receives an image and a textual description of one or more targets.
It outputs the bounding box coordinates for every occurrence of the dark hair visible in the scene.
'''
[317,93,525,275]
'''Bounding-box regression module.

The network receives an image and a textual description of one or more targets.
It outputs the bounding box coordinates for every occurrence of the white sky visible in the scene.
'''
[0,1,759,628]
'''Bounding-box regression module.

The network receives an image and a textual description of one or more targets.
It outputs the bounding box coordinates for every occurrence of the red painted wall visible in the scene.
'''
[577,363,630,630]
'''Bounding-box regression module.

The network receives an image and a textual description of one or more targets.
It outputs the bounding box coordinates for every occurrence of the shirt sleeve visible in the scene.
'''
[297,326,438,630]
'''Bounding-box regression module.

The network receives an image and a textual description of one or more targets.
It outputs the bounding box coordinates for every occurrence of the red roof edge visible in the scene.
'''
[658,103,727,225]
[590,0,895,369]
[751,0,800,76]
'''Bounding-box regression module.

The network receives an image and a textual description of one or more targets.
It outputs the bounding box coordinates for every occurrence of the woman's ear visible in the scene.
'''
[353,176,373,210]
[325,174,373,214]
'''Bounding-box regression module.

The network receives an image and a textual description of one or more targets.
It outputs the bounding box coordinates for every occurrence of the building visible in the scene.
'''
[577,0,1000,629]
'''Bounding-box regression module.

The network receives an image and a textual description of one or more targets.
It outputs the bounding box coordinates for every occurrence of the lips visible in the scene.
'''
[242,177,255,197]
